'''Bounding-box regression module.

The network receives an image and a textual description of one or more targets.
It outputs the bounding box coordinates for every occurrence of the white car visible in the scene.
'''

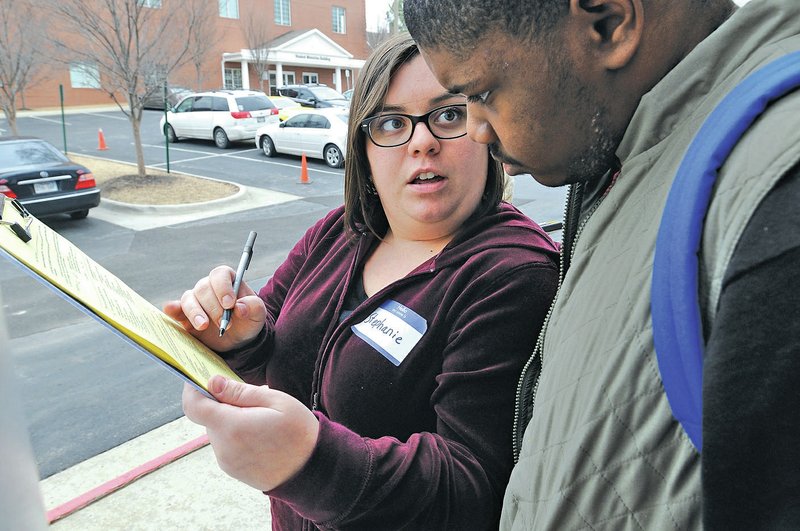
[255,109,349,168]
[160,90,279,149]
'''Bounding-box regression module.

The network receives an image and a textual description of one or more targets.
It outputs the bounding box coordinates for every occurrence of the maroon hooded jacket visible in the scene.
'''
[222,203,559,530]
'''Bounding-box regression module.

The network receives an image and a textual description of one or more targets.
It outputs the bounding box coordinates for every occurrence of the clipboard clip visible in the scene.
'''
[0,198,33,243]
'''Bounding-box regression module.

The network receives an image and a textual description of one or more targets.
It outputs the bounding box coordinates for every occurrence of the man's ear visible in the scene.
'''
[570,0,643,70]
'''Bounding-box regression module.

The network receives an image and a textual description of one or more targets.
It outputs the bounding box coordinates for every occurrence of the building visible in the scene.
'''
[24,0,370,109]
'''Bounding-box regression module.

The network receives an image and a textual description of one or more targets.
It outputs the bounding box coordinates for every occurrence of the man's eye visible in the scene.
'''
[467,91,491,105]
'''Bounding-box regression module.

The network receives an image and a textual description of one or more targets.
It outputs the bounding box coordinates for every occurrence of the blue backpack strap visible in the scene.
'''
[652,50,800,452]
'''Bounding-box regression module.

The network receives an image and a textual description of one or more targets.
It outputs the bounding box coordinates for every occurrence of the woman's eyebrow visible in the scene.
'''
[379,93,466,113]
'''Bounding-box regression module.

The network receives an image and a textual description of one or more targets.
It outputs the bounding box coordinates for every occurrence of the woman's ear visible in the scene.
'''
[571,0,643,71]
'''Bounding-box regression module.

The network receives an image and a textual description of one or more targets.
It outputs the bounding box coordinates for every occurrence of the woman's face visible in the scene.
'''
[366,54,489,241]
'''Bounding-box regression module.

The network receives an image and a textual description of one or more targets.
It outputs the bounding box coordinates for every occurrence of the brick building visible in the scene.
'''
[24,0,370,109]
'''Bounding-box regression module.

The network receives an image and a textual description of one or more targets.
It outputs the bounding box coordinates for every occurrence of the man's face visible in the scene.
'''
[421,31,620,187]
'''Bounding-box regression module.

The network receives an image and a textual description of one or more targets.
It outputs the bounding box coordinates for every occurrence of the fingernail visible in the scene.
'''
[210,376,226,395]
[193,315,206,328]
[222,295,234,308]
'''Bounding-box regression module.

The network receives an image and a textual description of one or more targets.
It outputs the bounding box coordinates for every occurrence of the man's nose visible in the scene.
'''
[465,104,497,145]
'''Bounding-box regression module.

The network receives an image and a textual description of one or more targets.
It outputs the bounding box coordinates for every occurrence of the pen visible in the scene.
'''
[219,230,257,337]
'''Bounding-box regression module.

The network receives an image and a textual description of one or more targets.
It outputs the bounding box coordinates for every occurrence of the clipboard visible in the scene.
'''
[0,196,242,398]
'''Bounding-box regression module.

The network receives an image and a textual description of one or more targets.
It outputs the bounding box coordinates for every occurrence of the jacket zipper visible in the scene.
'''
[511,179,609,461]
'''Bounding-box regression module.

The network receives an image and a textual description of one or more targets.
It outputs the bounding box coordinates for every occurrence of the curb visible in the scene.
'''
[46,435,209,524]
[100,185,248,216]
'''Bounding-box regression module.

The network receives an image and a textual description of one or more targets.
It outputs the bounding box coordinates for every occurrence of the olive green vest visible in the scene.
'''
[501,1,800,529]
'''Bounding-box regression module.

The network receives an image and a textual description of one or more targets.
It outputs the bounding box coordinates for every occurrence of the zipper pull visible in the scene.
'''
[311,392,319,411]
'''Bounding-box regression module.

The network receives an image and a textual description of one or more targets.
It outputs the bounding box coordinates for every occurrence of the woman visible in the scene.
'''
[167,34,558,530]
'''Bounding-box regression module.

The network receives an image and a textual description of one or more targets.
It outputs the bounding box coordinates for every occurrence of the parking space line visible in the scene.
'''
[29,116,71,125]
[141,143,344,176]
[79,112,128,121]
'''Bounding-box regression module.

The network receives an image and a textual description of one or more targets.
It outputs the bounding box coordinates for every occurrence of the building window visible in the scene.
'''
[219,0,238,18]
[274,0,290,25]
[332,6,346,34]
[269,71,296,93]
[302,72,318,84]
[138,0,161,7]
[224,68,243,89]
[69,63,101,89]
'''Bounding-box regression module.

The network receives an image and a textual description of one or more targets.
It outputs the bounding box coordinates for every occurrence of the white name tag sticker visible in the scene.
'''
[352,300,427,366]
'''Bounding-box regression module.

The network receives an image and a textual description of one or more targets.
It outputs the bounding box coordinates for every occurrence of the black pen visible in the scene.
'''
[219,231,257,337]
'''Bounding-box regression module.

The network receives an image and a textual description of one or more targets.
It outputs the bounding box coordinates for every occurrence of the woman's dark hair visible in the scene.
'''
[344,33,504,237]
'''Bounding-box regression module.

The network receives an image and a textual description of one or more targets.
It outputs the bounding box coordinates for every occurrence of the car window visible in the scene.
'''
[309,86,345,100]
[281,88,298,98]
[284,114,310,128]
[306,115,330,129]
[0,141,68,168]
[236,95,275,111]
[192,96,213,112]
[212,97,229,111]
[175,98,193,112]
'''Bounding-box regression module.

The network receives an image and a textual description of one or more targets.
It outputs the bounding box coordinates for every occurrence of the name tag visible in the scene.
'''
[352,300,427,366]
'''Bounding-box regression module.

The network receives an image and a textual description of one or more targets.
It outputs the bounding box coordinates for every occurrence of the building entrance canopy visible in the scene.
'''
[222,29,365,94]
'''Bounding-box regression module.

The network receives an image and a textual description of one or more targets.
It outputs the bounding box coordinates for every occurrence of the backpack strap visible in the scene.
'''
[652,50,800,452]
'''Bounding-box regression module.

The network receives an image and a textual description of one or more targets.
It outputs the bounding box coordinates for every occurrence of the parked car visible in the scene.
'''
[159,90,280,149]
[142,85,193,110]
[268,95,304,121]
[276,84,350,109]
[0,137,100,220]
[342,89,353,100]
[255,108,348,168]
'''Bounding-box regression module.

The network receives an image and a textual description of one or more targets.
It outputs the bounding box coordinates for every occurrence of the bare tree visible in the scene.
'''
[186,0,220,91]
[0,0,48,135]
[242,15,271,93]
[45,0,204,178]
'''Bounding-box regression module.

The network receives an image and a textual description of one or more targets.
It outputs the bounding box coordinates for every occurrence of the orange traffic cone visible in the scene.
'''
[97,128,108,151]
[299,153,311,184]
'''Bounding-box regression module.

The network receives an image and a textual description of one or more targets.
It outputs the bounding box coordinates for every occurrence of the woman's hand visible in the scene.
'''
[183,376,319,492]
[163,265,267,352]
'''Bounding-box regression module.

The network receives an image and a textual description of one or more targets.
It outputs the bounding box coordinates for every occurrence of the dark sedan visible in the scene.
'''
[0,137,101,220]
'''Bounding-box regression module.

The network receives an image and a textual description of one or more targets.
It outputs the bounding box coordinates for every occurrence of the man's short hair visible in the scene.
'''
[404,0,568,54]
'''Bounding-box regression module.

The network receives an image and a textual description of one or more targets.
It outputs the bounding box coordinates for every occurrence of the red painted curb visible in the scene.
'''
[46,434,209,524]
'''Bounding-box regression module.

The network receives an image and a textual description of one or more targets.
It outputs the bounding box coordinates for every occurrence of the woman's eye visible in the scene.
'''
[435,106,466,124]
[377,116,406,132]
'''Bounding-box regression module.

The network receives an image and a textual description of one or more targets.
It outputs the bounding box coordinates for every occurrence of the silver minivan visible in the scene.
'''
[160,90,280,148]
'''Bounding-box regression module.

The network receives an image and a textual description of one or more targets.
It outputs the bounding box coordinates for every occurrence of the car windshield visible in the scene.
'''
[0,140,67,169]
[272,98,298,109]
[309,86,346,101]
[236,95,275,111]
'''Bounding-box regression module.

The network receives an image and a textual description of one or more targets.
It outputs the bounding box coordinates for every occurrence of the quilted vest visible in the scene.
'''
[501,1,800,529]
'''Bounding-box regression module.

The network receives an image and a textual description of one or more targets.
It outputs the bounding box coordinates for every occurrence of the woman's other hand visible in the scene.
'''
[182,376,319,492]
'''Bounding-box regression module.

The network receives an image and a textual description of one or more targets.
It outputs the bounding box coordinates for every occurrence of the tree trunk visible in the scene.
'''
[129,99,147,178]
[3,104,19,135]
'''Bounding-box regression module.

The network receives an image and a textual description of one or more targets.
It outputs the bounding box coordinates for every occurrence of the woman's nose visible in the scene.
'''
[406,120,441,155]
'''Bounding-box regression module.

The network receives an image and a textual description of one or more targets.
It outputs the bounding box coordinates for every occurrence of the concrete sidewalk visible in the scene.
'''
[42,416,272,529]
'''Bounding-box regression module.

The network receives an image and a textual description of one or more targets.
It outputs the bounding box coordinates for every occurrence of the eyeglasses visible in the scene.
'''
[360,104,468,148]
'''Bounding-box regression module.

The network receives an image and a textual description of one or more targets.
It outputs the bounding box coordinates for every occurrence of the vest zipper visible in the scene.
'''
[512,178,610,461]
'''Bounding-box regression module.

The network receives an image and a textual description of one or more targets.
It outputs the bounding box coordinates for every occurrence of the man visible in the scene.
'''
[405,0,800,528]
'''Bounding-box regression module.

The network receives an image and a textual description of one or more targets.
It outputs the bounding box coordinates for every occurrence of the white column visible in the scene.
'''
[276,63,284,88]
[240,60,250,90]
[334,66,342,93]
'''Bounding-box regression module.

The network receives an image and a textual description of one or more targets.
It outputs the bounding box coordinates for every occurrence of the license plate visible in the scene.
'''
[257,116,265,123]
[34,181,58,194]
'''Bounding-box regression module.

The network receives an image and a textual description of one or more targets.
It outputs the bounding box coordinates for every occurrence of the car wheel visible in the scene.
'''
[214,128,230,149]
[324,144,343,168]
[69,209,89,220]
[164,124,178,143]
[261,136,276,157]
